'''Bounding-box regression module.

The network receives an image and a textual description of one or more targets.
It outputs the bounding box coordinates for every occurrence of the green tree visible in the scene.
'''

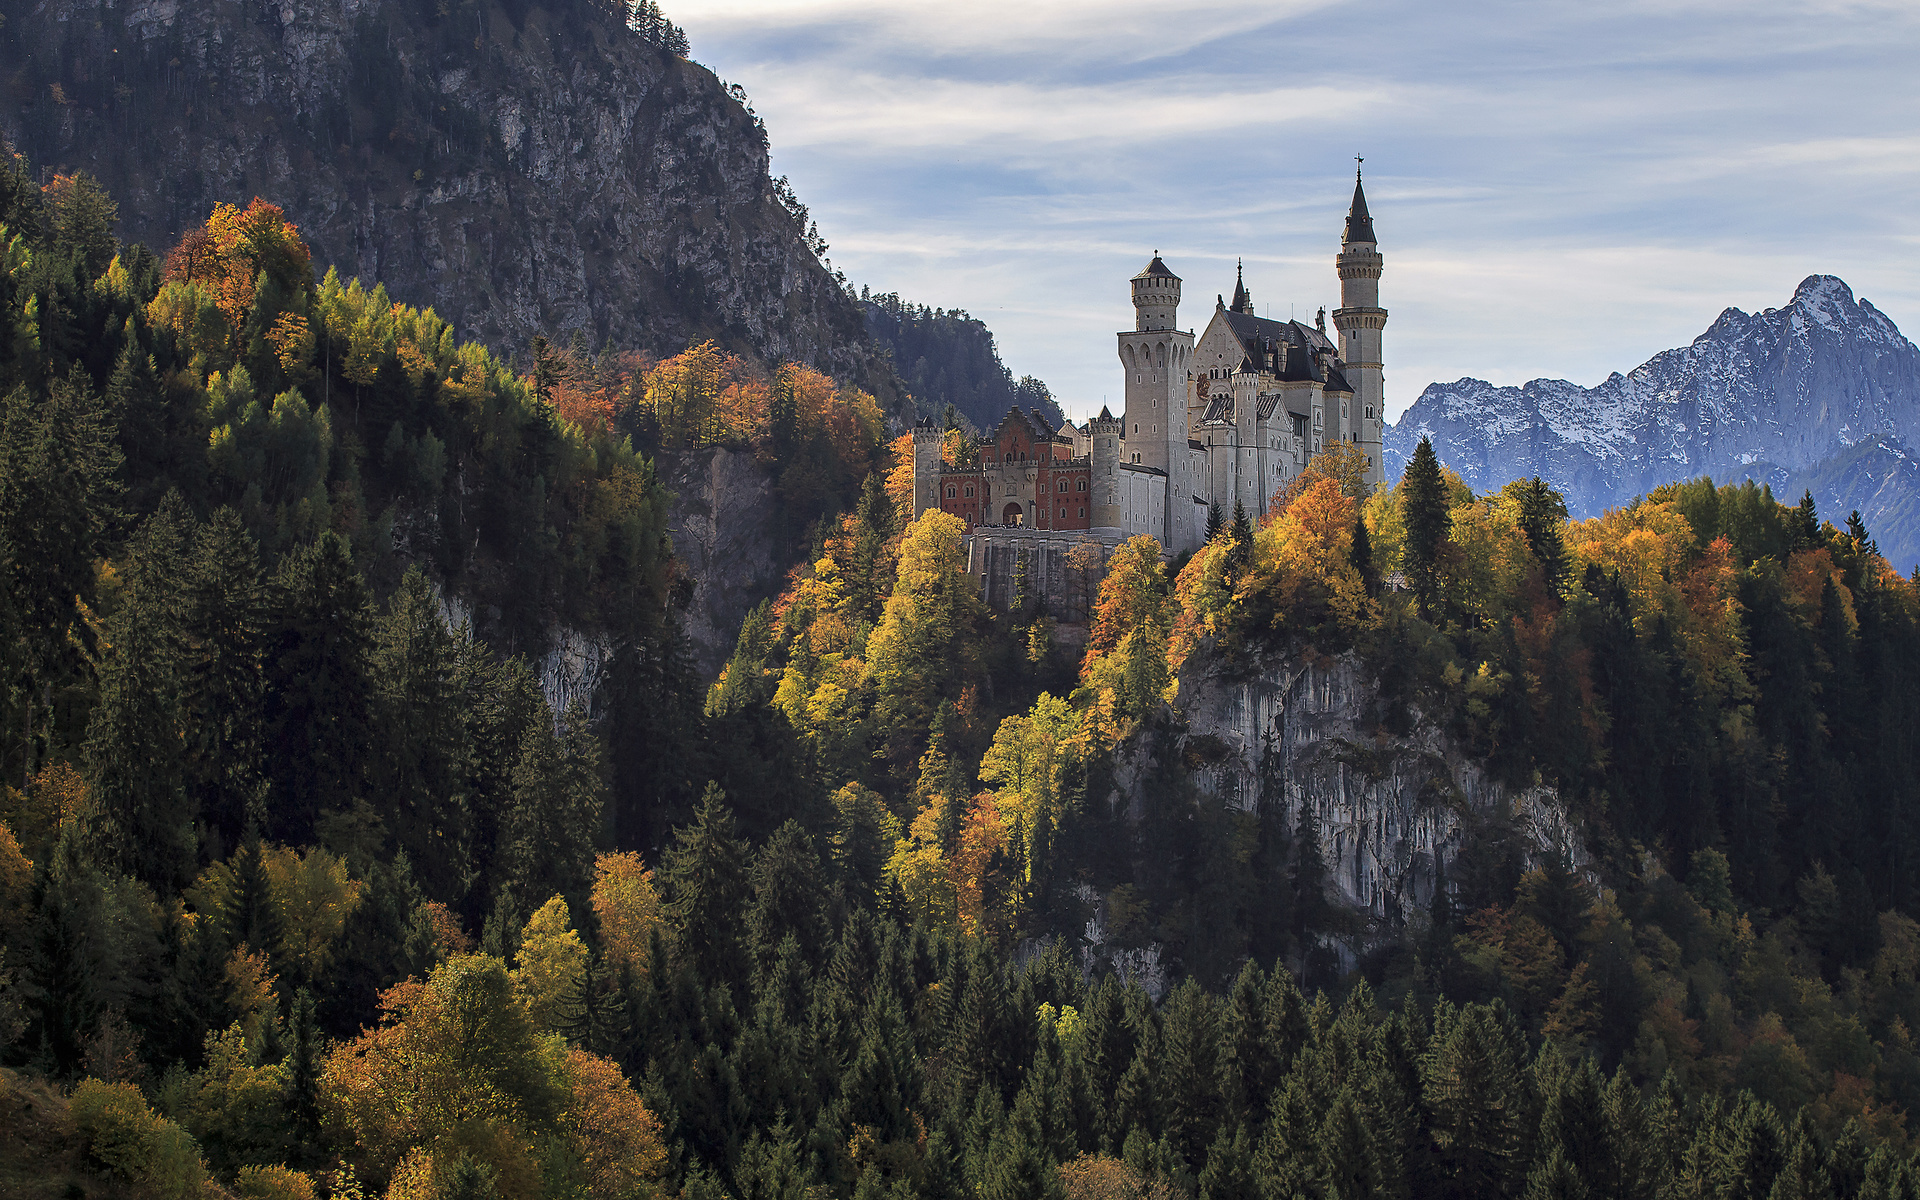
[661,783,751,990]
[1402,437,1451,619]
[85,500,194,886]
[263,532,374,848]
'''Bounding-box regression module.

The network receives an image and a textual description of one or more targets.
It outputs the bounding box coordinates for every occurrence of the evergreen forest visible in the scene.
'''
[10,163,1920,1200]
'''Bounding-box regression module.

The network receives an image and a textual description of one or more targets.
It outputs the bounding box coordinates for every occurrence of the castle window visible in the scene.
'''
[1059,508,1066,518]
[946,487,956,498]
[1077,479,1087,491]
[1057,480,1068,493]
[965,486,975,497]
[1078,507,1087,517]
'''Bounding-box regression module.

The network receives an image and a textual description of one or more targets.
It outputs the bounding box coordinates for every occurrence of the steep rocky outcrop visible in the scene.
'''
[1093,646,1587,974]
[662,446,783,678]
[1387,275,1920,565]
[2,0,896,396]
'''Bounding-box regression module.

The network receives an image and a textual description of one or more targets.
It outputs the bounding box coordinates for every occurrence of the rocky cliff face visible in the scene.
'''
[662,445,783,678]
[1096,646,1588,972]
[2,0,893,393]
[1386,276,1920,564]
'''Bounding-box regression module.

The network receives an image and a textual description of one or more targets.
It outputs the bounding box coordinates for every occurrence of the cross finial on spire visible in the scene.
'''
[1355,154,1364,180]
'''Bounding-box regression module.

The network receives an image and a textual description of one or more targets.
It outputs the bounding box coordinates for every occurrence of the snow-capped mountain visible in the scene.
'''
[1385,276,1920,567]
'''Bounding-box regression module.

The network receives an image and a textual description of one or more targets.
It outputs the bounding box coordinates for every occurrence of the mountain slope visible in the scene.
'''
[1387,275,1920,564]
[1,0,895,396]
[862,292,1062,430]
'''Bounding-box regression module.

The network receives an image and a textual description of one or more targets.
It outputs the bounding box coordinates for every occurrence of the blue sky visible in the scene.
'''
[678,0,1920,423]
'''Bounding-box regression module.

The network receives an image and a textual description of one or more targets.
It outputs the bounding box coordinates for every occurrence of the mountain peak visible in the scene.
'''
[1792,275,1859,329]
[1386,275,1920,567]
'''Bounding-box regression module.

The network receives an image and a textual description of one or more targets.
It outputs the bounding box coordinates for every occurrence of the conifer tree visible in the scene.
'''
[661,783,751,991]
[375,568,474,902]
[1351,509,1379,597]
[1207,500,1224,543]
[1159,978,1222,1169]
[263,531,374,848]
[85,498,193,886]
[1422,1004,1529,1200]
[284,988,323,1161]
[1402,436,1451,619]
[746,820,832,976]
[1198,1124,1255,1200]
[1513,477,1570,595]
[983,1087,1068,1200]
[185,507,268,853]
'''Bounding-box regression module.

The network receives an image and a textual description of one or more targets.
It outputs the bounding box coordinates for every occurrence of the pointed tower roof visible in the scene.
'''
[1343,165,1376,245]
[1133,254,1179,280]
[1230,259,1253,313]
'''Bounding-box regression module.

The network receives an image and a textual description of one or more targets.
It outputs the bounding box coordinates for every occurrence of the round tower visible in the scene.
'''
[1131,255,1181,332]
[1332,166,1387,488]
[911,418,945,520]
[1089,406,1123,531]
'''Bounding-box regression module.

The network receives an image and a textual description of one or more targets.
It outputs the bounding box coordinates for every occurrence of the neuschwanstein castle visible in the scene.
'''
[911,172,1387,562]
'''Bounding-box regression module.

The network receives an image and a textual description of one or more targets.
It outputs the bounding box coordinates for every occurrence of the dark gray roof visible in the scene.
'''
[1344,175,1376,245]
[1202,394,1234,424]
[1133,256,1180,280]
[1323,364,1353,394]
[1220,310,1338,381]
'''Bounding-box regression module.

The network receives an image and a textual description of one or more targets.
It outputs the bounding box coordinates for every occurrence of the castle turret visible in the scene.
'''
[1230,259,1253,315]
[1332,166,1387,488]
[1089,405,1123,531]
[911,418,944,519]
[1120,255,1197,547]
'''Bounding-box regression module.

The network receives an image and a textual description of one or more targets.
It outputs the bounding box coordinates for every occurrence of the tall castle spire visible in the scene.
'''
[1344,161,1376,245]
[1333,157,1386,488]
[1231,258,1253,314]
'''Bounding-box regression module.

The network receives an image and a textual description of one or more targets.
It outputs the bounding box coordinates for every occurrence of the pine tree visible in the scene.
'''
[285,988,323,1162]
[219,839,287,968]
[263,531,374,848]
[1351,510,1379,596]
[1198,1124,1255,1200]
[1318,1087,1386,1200]
[1794,490,1822,551]
[1207,500,1224,543]
[185,507,268,853]
[745,820,831,977]
[85,498,194,886]
[982,1086,1068,1200]
[1252,1076,1323,1200]
[661,783,751,991]
[1160,978,1222,1169]
[1513,477,1570,595]
[374,567,474,903]
[1402,436,1451,619]
[1422,1004,1528,1200]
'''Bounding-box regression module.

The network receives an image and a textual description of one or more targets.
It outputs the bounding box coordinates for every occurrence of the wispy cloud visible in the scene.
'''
[679,0,1920,420]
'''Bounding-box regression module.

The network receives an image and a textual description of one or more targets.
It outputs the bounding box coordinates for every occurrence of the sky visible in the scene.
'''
[676,0,1920,423]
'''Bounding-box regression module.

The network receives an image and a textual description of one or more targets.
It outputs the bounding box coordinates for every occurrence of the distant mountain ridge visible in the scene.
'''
[1386,276,1920,568]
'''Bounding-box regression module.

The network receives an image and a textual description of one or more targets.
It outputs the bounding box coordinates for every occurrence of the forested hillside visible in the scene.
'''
[0,0,899,402]
[863,291,1062,431]
[10,162,1920,1200]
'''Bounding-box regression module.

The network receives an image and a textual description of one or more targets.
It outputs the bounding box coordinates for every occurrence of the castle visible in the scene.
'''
[912,171,1387,562]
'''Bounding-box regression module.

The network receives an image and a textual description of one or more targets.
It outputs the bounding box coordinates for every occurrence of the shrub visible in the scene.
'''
[233,1164,319,1200]
[70,1077,209,1200]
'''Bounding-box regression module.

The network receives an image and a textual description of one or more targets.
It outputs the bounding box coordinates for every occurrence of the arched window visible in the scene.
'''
[965,486,975,497]
[1077,479,1087,492]
[1057,480,1068,493]
[945,486,956,498]
[1078,507,1087,518]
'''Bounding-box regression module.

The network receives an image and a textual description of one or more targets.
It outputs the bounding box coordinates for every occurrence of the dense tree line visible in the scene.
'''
[861,290,1062,433]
